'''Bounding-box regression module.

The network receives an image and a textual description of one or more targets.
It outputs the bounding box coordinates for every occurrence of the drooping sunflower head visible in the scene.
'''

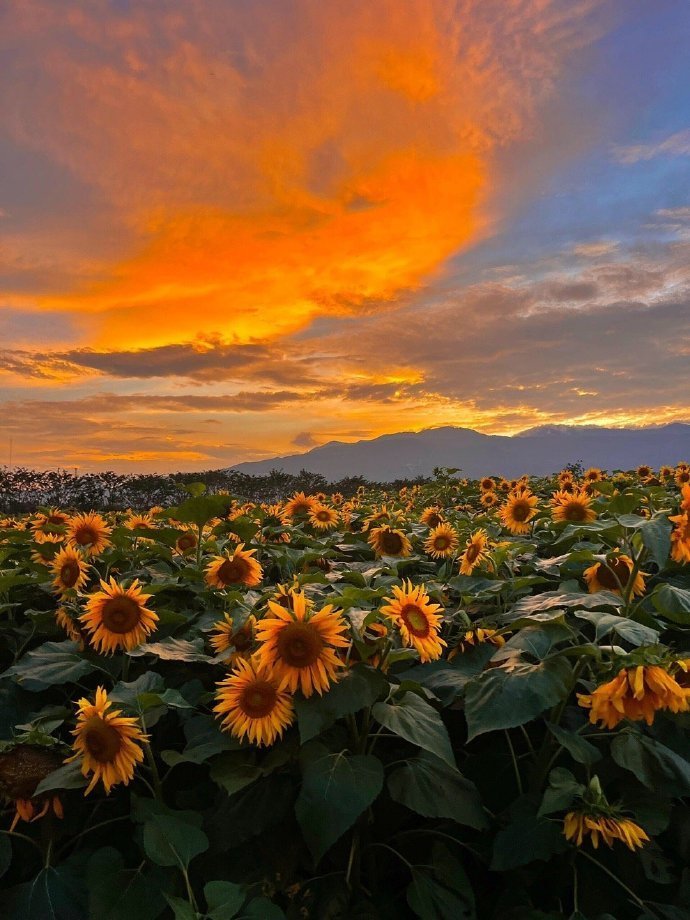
[255,592,349,697]
[66,687,146,795]
[66,512,112,558]
[309,505,340,531]
[380,579,446,663]
[209,613,256,663]
[50,546,89,597]
[550,489,597,524]
[175,529,198,555]
[563,810,649,851]
[424,523,459,559]
[449,626,505,659]
[500,490,539,534]
[55,608,85,649]
[80,578,158,654]
[214,658,295,747]
[205,544,263,589]
[583,553,646,597]
[368,525,413,558]
[459,529,490,575]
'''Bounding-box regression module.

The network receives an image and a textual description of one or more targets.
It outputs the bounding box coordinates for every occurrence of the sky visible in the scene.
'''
[1,0,689,472]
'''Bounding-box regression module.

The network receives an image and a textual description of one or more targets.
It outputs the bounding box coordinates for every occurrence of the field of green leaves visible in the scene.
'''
[0,463,689,919]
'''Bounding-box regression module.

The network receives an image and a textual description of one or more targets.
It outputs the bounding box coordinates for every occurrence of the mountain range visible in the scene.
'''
[230,423,690,480]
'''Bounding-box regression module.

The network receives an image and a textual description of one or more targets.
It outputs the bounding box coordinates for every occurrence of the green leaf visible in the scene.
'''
[169,494,230,526]
[407,844,475,920]
[491,811,567,869]
[209,752,263,796]
[372,692,455,767]
[128,638,211,662]
[652,584,690,625]
[538,767,586,816]
[0,836,10,880]
[464,656,572,740]
[611,733,690,794]
[544,723,601,765]
[164,895,198,920]
[34,761,87,796]
[0,866,87,919]
[388,751,487,829]
[295,665,387,743]
[640,516,672,568]
[143,813,209,869]
[295,743,384,863]
[242,898,286,919]
[204,881,245,920]
[5,640,96,690]
[87,847,166,920]
[574,610,659,646]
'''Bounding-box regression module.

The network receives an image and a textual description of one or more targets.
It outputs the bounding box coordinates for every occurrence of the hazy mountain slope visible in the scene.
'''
[231,423,690,480]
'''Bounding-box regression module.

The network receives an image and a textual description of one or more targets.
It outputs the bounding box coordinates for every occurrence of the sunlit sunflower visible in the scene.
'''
[479,477,496,493]
[380,580,446,662]
[449,626,505,659]
[578,664,688,728]
[584,467,604,483]
[66,512,112,558]
[660,465,674,481]
[30,532,64,565]
[636,465,653,480]
[420,506,445,528]
[124,512,155,531]
[309,505,340,531]
[424,523,459,559]
[563,811,649,851]
[205,544,263,589]
[30,508,69,540]
[255,592,349,697]
[214,658,295,746]
[80,578,157,654]
[283,492,318,519]
[558,470,574,486]
[583,553,646,597]
[50,546,89,597]
[55,607,85,649]
[550,489,597,524]
[209,614,256,664]
[480,491,499,508]
[66,687,147,795]
[669,511,690,564]
[458,529,490,575]
[368,525,412,558]
[500,489,539,534]
[260,503,289,528]
[174,529,198,555]
[675,468,690,488]
[331,492,344,506]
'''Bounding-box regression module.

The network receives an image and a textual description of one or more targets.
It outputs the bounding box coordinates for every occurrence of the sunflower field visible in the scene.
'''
[1,465,690,920]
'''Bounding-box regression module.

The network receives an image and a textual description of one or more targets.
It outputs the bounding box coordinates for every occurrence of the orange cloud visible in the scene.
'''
[1,0,603,349]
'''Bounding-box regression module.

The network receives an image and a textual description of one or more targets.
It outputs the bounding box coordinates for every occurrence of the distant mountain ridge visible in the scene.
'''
[230,423,690,480]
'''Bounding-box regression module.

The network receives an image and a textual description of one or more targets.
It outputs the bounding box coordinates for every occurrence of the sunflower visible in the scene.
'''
[283,492,318,519]
[209,613,256,664]
[309,505,340,531]
[660,465,674,480]
[424,523,459,559]
[124,512,155,531]
[214,658,295,746]
[420,506,445,529]
[0,744,66,831]
[66,512,112,557]
[577,664,688,728]
[480,491,499,508]
[449,626,504,659]
[479,477,496,493]
[50,546,89,597]
[679,484,690,512]
[500,490,539,534]
[260,503,289,528]
[636,465,653,480]
[255,592,349,697]
[458,529,490,575]
[669,512,690,564]
[584,467,604,483]
[558,470,574,485]
[380,580,446,662]
[175,529,198,555]
[368,525,412,558]
[675,468,690,488]
[550,489,597,524]
[30,508,69,540]
[583,553,646,597]
[205,544,263,589]
[563,811,648,851]
[80,578,157,654]
[66,687,147,795]
[363,504,396,531]
[55,607,85,649]
[30,532,64,565]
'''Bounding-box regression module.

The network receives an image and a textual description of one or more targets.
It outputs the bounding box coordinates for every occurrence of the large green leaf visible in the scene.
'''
[544,722,601,765]
[143,813,209,868]
[508,591,622,619]
[491,806,567,869]
[372,692,455,767]
[4,640,96,690]
[407,844,475,920]
[295,665,387,743]
[652,584,690,625]
[87,848,166,920]
[639,515,672,568]
[168,494,231,526]
[204,881,245,920]
[34,761,87,795]
[574,610,659,646]
[128,638,212,662]
[611,733,690,794]
[464,655,572,740]
[0,867,87,920]
[388,751,487,829]
[295,743,384,863]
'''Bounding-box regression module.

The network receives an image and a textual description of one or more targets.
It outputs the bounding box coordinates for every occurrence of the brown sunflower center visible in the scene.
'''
[679,472,690,483]
[381,531,404,554]
[232,628,252,651]
[316,511,331,522]
[238,681,278,718]
[511,501,531,522]
[74,525,98,545]
[596,559,631,590]
[426,513,442,528]
[217,558,249,585]
[433,536,450,550]
[465,543,480,562]
[276,622,324,668]
[60,561,80,587]
[82,717,122,763]
[563,501,587,521]
[101,596,142,634]
[400,604,431,637]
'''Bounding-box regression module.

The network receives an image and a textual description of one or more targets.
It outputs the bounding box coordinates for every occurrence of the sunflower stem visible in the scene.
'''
[504,730,523,795]
[577,849,660,917]
[143,740,163,801]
